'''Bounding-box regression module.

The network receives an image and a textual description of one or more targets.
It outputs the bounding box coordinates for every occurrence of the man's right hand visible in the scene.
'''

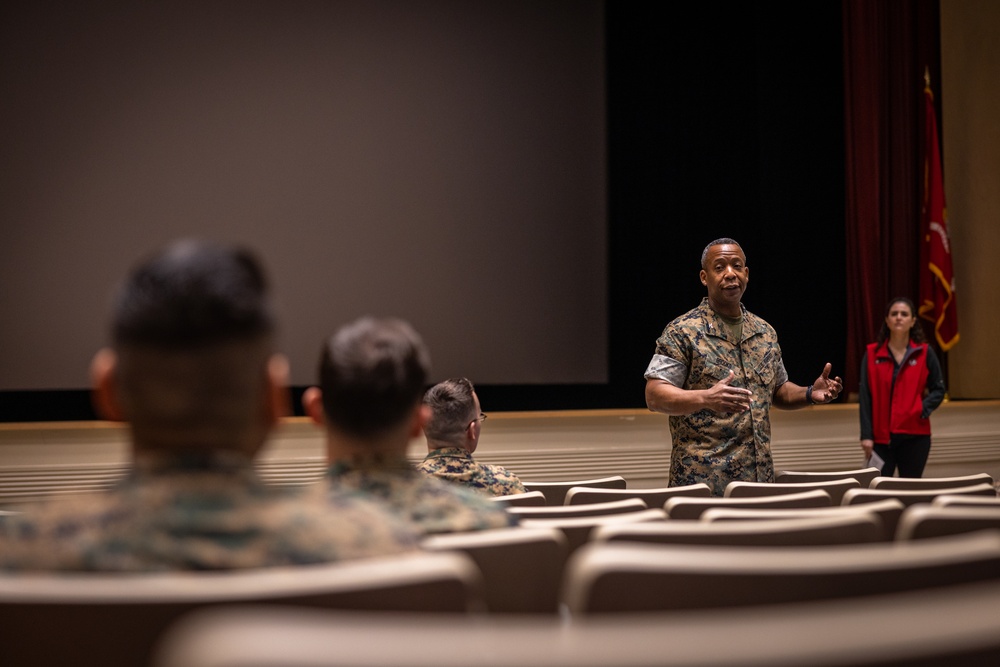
[860,439,874,456]
[703,370,751,414]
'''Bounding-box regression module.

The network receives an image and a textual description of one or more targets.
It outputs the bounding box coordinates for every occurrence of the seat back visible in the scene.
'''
[155,581,1000,667]
[775,467,882,487]
[869,472,995,491]
[562,531,1000,614]
[158,582,1000,667]
[522,476,626,506]
[508,498,647,520]
[592,513,882,547]
[933,495,1000,509]
[701,499,906,541]
[490,490,547,507]
[422,527,567,613]
[896,506,1000,541]
[0,551,482,667]
[520,508,666,556]
[724,478,860,505]
[664,489,832,520]
[564,483,710,506]
[843,483,996,508]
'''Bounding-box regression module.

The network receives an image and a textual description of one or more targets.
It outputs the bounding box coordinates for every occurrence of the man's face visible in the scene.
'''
[700,244,749,315]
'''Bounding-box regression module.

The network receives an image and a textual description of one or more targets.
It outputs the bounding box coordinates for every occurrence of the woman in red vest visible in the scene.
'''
[859,298,946,477]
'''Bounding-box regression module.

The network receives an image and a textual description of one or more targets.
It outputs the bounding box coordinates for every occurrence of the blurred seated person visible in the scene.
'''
[302,317,515,535]
[0,240,417,571]
[417,378,527,497]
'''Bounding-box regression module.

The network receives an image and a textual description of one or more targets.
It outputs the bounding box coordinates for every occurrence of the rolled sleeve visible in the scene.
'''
[644,353,688,387]
[774,358,789,387]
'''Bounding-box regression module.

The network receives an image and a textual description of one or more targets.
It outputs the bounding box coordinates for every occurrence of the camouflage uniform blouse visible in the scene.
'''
[416,446,528,497]
[644,298,788,496]
[326,455,516,535]
[0,453,418,571]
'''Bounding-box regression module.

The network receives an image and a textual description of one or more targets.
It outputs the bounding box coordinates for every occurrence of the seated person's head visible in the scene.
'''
[91,239,288,458]
[305,317,430,446]
[423,378,482,453]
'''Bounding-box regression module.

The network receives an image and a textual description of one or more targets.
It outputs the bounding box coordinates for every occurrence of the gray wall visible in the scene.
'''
[0,1,607,390]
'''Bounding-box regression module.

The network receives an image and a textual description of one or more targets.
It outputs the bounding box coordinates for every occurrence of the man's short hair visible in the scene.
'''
[318,317,431,439]
[111,239,276,448]
[700,237,745,268]
[423,378,476,441]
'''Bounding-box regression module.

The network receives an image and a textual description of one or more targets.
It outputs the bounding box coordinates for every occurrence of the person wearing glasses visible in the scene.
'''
[302,317,515,535]
[418,378,527,497]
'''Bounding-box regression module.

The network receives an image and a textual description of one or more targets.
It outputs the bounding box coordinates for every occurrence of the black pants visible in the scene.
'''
[873,433,932,478]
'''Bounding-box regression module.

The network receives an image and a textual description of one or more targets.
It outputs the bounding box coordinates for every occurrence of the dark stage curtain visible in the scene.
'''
[841,0,941,395]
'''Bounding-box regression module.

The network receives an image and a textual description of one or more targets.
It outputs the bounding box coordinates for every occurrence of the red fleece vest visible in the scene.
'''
[866,341,931,443]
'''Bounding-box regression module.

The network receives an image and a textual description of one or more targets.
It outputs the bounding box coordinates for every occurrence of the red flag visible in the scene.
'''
[918,80,959,351]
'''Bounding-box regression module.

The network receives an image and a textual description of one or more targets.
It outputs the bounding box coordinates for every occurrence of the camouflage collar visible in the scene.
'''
[327,454,413,477]
[423,446,472,460]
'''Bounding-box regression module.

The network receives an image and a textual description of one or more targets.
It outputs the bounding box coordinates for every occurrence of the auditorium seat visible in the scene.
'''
[895,505,1000,541]
[564,483,710,506]
[0,551,483,667]
[664,489,832,520]
[561,531,1000,614]
[842,483,996,508]
[701,499,906,541]
[775,467,881,487]
[932,494,1000,509]
[422,526,567,613]
[724,478,860,505]
[591,513,881,547]
[869,472,995,491]
[490,490,547,507]
[519,508,666,556]
[522,476,627,506]
[153,581,1000,666]
[508,498,647,520]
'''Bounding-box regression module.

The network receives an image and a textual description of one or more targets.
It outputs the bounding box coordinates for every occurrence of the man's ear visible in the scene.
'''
[90,348,125,422]
[699,268,708,286]
[302,386,325,425]
[265,354,292,423]
[410,404,431,439]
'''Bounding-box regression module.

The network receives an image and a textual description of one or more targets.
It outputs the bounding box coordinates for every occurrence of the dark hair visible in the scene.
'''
[701,237,745,268]
[423,377,476,441]
[112,239,274,348]
[110,240,276,450]
[876,297,927,344]
[318,317,431,439]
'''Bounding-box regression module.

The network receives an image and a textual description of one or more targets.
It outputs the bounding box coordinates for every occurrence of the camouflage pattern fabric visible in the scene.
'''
[326,455,516,535]
[0,453,419,571]
[417,446,527,497]
[645,298,788,496]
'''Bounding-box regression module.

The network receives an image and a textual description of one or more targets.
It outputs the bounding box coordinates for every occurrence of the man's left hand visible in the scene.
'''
[810,363,842,403]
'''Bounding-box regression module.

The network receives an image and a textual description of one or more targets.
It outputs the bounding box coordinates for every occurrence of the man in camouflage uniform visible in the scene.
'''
[0,240,418,571]
[417,378,527,497]
[303,318,515,534]
[644,238,843,496]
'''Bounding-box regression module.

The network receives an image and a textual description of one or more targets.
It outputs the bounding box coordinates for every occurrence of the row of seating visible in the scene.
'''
[499,469,996,507]
[488,472,998,546]
[4,469,999,666]
[150,580,1000,667]
[6,524,1000,665]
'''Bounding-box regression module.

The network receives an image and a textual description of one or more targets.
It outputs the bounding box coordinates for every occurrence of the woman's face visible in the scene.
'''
[885,301,916,336]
